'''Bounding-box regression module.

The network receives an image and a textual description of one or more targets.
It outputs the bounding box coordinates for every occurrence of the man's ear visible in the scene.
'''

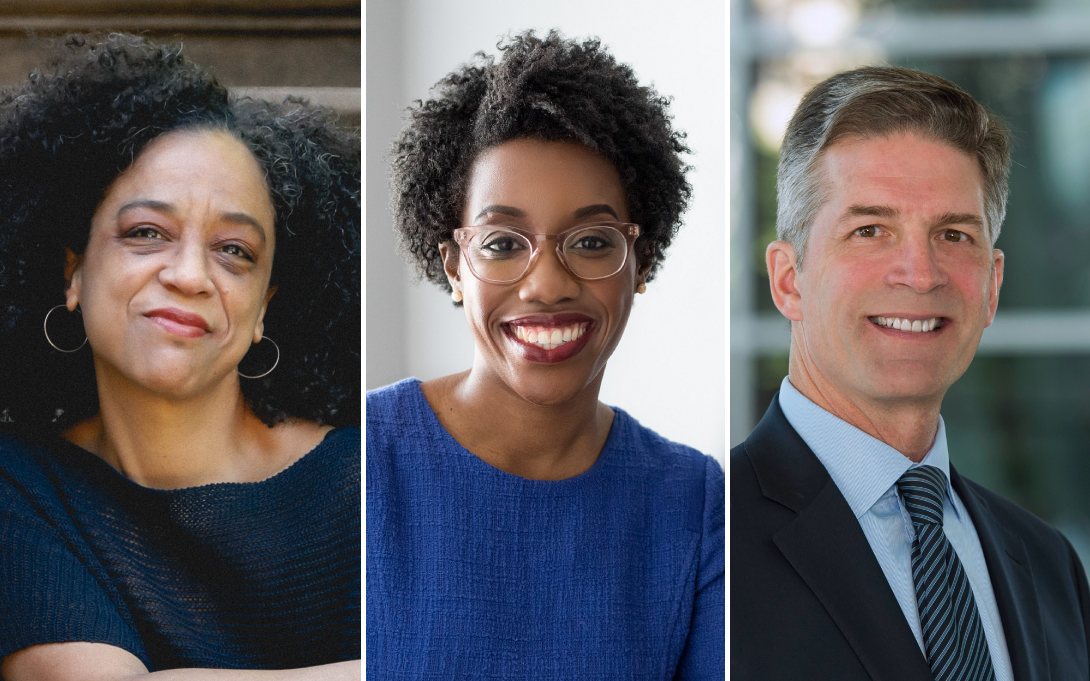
[439,241,461,297]
[63,248,84,312]
[254,285,278,344]
[985,249,1004,327]
[766,240,803,322]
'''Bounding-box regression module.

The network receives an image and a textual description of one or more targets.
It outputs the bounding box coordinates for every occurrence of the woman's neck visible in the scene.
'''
[64,364,318,489]
[421,367,615,481]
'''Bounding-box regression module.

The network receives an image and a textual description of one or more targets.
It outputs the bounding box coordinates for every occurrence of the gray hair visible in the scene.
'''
[777,66,1011,268]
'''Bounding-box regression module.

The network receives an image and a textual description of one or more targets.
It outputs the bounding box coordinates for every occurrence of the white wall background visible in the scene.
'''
[366,0,726,464]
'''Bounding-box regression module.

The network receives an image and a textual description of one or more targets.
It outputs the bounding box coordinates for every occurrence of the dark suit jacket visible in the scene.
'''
[731,395,1090,680]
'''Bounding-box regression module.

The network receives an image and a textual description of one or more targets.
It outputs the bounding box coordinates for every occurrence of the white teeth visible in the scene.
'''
[870,316,941,333]
[511,322,589,350]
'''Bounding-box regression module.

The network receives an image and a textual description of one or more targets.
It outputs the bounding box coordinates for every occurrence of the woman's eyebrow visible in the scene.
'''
[474,205,524,221]
[117,199,174,218]
[474,203,620,221]
[573,204,618,219]
[221,211,268,246]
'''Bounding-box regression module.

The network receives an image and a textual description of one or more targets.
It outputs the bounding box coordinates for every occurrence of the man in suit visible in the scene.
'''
[732,66,1090,680]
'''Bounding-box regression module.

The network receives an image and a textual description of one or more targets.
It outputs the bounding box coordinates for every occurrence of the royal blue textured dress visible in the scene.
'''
[0,427,360,670]
[366,379,724,679]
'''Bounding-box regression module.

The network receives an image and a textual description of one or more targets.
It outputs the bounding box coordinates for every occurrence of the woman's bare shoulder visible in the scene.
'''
[253,419,336,480]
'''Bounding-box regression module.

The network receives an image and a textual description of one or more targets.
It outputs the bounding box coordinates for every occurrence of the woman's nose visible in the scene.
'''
[518,246,580,304]
[158,241,213,295]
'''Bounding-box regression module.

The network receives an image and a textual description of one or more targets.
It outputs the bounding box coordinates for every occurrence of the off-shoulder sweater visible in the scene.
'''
[0,427,360,670]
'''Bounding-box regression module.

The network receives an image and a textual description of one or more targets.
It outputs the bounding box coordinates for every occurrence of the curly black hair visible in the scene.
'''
[390,30,691,296]
[0,34,360,432]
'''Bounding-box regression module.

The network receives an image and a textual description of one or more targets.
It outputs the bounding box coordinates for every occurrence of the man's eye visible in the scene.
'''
[942,230,968,242]
[854,226,878,238]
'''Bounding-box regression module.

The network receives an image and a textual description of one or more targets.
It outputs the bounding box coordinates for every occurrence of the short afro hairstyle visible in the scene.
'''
[390,30,691,295]
[0,33,360,432]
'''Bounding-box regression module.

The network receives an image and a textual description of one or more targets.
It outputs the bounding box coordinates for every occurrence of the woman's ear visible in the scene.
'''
[63,248,84,311]
[439,241,461,296]
[254,286,278,344]
[635,242,654,292]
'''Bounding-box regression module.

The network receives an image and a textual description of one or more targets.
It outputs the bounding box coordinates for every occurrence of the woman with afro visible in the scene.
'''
[0,34,360,679]
[367,30,724,678]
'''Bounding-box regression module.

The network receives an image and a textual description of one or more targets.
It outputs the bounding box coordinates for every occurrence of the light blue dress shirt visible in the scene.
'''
[778,377,1013,681]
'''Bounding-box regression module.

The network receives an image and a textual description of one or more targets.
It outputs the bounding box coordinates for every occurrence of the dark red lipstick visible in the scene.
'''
[503,313,595,364]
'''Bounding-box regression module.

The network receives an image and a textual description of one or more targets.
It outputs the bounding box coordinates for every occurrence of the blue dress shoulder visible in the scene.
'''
[366,378,724,679]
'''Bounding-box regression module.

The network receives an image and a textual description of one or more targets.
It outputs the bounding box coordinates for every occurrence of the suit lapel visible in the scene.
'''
[951,468,1048,681]
[745,397,933,681]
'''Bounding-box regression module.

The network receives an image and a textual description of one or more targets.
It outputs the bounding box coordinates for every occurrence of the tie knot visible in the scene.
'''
[897,465,947,527]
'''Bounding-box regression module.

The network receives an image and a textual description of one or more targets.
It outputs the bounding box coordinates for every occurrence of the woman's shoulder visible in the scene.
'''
[605,407,724,522]
[365,378,435,445]
[0,428,69,490]
[288,424,360,481]
[313,424,361,454]
[366,377,422,412]
[608,407,722,476]
[0,429,148,664]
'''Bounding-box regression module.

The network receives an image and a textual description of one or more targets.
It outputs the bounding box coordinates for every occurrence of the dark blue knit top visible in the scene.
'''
[366,379,724,679]
[0,427,361,670]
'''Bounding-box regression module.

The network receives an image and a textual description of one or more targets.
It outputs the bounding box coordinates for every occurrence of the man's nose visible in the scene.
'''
[158,240,213,296]
[518,246,580,304]
[886,233,947,293]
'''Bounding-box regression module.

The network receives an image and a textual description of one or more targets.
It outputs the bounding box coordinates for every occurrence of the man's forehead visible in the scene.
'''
[819,135,986,210]
[821,132,981,178]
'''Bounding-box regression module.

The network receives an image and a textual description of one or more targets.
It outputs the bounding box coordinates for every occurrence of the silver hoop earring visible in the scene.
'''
[238,336,280,379]
[43,304,88,353]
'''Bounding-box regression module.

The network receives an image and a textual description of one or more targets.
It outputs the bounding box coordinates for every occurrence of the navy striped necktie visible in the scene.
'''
[897,466,996,681]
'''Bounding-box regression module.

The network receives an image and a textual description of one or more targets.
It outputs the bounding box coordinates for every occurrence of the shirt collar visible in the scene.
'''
[777,377,957,519]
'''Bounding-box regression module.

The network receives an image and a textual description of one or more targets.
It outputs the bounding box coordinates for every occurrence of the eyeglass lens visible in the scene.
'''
[466,225,629,283]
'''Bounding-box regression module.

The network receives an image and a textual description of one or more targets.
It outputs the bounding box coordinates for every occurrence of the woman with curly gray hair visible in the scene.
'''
[367,30,723,679]
[0,34,359,679]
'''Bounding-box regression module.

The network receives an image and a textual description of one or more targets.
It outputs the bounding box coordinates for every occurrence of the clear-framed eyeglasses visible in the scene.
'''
[452,222,641,285]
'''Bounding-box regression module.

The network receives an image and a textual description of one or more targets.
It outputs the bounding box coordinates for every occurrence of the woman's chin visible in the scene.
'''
[112,361,234,400]
[499,364,605,408]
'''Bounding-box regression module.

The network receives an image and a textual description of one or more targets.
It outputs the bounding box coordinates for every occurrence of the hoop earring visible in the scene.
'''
[238,336,280,379]
[43,304,88,353]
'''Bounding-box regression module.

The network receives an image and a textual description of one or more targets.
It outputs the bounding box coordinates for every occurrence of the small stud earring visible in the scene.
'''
[451,290,463,303]
[636,283,647,294]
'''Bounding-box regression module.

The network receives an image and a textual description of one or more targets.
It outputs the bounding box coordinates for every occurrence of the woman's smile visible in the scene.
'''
[144,307,212,338]
[502,313,596,363]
